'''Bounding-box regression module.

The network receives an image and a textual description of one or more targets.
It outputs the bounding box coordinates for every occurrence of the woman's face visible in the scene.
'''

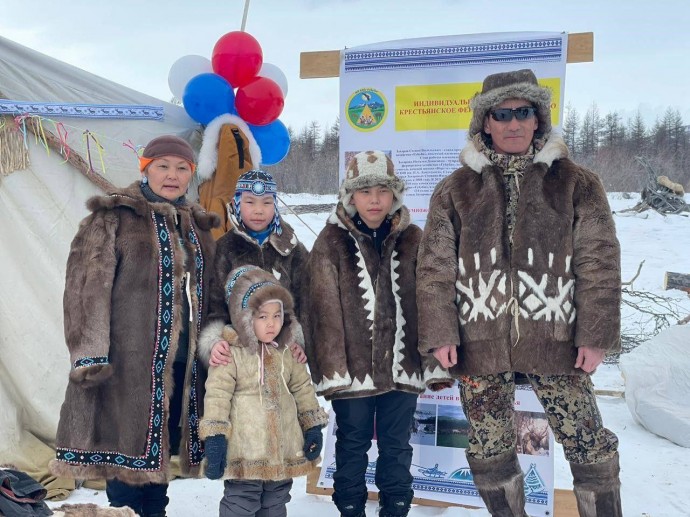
[144,156,193,201]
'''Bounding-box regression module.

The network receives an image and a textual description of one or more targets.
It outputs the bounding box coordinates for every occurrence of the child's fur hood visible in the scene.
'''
[224,266,297,351]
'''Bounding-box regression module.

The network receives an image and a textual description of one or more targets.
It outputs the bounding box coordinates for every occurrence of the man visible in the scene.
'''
[416,69,622,517]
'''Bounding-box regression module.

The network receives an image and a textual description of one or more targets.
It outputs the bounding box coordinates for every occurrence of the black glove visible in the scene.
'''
[204,434,227,480]
[303,426,323,461]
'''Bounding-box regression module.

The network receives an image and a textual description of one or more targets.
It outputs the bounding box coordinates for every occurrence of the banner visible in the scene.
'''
[317,384,556,516]
[339,31,568,226]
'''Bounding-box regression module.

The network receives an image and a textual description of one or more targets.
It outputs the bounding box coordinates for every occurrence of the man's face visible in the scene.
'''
[483,98,538,156]
[239,192,275,232]
[350,185,394,229]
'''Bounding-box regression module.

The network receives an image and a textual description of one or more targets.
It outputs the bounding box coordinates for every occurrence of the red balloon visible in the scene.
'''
[235,77,285,126]
[212,31,263,88]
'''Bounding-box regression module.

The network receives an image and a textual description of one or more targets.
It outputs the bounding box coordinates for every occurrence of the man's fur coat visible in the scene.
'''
[417,135,622,376]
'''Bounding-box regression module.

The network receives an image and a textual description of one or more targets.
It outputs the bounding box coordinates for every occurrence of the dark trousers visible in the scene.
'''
[331,391,418,514]
[220,479,293,517]
[106,478,168,516]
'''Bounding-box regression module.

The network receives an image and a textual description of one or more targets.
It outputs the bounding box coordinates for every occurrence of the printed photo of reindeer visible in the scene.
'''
[515,411,550,457]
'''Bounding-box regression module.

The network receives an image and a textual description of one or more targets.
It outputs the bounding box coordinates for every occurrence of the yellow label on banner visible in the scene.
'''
[395,78,561,132]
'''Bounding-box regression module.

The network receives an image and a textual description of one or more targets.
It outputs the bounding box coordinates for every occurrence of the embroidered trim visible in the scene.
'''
[241,281,277,308]
[187,227,204,466]
[344,37,564,73]
[0,99,163,119]
[224,266,260,304]
[73,356,108,370]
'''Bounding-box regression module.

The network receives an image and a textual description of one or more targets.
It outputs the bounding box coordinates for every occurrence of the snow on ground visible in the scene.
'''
[49,193,690,516]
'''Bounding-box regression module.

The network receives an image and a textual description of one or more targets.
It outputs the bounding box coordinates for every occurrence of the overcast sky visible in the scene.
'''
[2,0,689,134]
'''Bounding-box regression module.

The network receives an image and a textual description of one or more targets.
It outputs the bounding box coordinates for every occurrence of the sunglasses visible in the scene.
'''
[490,106,537,122]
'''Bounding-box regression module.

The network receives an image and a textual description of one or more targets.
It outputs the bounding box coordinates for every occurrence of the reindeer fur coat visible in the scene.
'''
[303,204,452,400]
[200,268,328,481]
[417,135,621,376]
[51,182,225,485]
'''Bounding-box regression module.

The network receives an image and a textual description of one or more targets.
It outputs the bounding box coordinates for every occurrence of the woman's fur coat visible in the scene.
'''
[417,135,622,376]
[50,182,225,485]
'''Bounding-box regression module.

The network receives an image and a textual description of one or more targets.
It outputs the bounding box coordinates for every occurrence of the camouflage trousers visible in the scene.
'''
[459,372,619,465]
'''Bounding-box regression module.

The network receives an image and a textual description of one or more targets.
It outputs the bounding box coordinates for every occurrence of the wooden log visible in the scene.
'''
[300,32,594,79]
[306,466,579,516]
[664,272,690,292]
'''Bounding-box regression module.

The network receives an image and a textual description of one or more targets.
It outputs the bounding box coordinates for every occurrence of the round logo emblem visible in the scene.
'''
[251,180,266,196]
[345,88,387,132]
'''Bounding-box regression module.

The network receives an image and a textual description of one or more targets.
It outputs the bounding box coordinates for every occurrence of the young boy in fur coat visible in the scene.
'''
[302,151,453,517]
[200,266,328,517]
[198,169,309,369]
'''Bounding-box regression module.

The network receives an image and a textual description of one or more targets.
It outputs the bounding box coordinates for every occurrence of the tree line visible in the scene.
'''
[269,107,690,194]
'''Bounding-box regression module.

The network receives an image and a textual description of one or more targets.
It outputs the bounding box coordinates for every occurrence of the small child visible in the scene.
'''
[199,169,309,368]
[302,151,453,517]
[201,265,328,517]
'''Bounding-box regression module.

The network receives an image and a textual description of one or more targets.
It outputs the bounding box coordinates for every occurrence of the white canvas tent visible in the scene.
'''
[0,35,200,496]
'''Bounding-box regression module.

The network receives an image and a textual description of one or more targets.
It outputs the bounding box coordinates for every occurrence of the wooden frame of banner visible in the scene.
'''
[299,32,593,79]
[306,467,579,516]
[300,32,592,516]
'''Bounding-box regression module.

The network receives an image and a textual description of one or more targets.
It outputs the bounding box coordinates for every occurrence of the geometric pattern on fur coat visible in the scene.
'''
[417,135,621,377]
[200,268,328,481]
[302,204,452,400]
[50,182,226,485]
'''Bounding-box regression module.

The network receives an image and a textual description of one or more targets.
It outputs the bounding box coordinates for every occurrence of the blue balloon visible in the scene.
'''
[249,119,290,166]
[182,73,235,125]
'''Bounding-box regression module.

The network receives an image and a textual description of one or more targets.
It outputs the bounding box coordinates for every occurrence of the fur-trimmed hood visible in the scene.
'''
[196,113,262,181]
[460,133,569,174]
[87,182,220,231]
[224,266,298,351]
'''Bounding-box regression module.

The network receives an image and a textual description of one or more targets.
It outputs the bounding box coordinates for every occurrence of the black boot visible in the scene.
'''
[377,491,413,517]
[570,453,622,517]
[467,449,528,517]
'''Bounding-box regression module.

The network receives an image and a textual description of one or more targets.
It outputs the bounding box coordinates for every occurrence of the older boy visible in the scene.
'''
[303,151,452,517]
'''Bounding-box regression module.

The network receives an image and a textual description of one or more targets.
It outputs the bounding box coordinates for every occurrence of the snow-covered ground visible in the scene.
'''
[49,193,690,516]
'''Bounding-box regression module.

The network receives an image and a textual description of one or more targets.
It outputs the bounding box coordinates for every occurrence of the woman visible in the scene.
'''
[51,136,226,517]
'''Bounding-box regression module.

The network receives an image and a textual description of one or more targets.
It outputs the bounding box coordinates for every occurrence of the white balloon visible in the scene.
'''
[258,62,288,97]
[168,55,213,99]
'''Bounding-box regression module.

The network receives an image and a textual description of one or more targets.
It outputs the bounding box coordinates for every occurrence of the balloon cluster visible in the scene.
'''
[168,31,290,166]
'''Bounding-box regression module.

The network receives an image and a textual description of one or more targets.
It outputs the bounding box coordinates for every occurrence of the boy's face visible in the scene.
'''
[252,301,283,343]
[350,185,394,229]
[239,191,275,232]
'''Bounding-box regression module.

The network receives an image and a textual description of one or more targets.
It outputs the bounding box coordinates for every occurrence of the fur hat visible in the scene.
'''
[139,135,196,172]
[224,266,296,348]
[469,68,552,139]
[339,150,405,217]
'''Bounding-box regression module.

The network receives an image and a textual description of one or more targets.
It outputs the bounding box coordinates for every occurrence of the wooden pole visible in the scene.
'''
[241,0,251,31]
[300,32,594,79]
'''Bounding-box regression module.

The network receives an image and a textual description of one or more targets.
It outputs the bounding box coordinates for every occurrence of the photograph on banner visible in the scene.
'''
[317,384,555,516]
[339,31,567,227]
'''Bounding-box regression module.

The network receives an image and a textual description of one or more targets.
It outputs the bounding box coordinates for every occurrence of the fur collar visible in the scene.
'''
[86,181,220,230]
[460,132,569,174]
[328,202,411,237]
[227,206,300,257]
[196,113,262,181]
